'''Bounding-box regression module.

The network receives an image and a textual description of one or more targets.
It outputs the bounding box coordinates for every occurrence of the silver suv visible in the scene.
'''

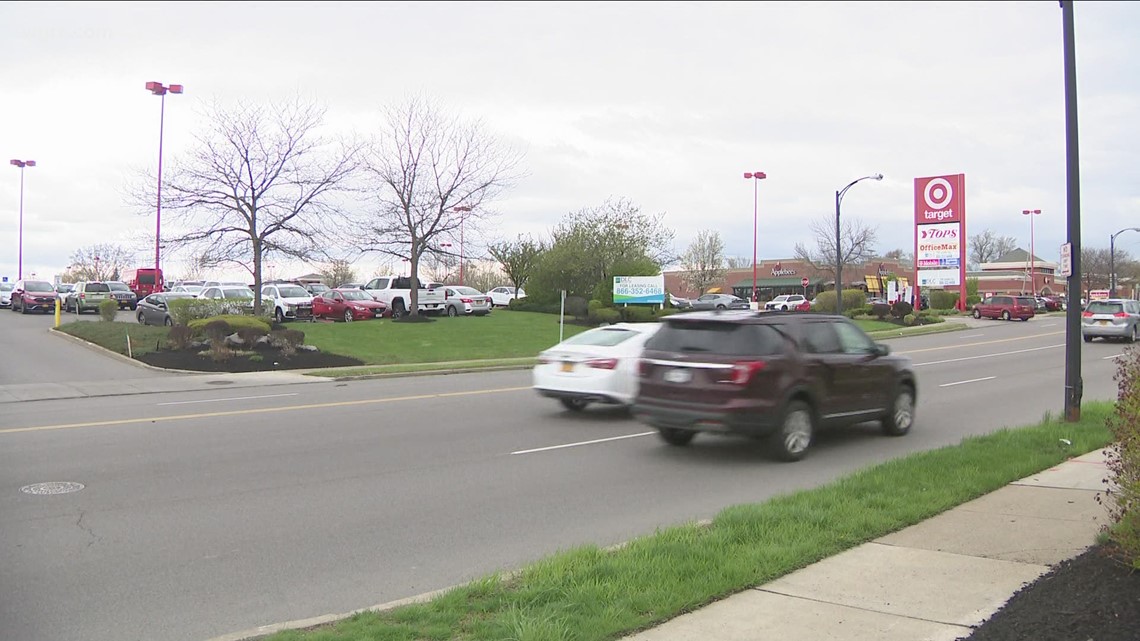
[1081,299,1140,343]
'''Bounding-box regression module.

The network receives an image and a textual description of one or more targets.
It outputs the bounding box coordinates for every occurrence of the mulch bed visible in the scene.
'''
[962,541,1140,641]
[135,346,364,373]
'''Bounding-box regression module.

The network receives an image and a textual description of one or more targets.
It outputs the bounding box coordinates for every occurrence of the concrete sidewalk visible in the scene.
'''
[623,448,1111,641]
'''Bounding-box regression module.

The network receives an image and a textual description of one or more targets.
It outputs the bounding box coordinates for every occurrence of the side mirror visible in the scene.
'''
[874,344,890,357]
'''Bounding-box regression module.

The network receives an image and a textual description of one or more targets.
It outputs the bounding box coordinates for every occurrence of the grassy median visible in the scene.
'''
[264,404,1114,641]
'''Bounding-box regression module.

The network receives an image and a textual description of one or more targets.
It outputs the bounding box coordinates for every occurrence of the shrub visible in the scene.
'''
[655,307,678,318]
[929,290,959,310]
[167,325,195,350]
[269,328,306,357]
[903,313,917,326]
[966,295,981,306]
[236,326,268,348]
[588,307,621,324]
[870,303,892,320]
[846,306,870,318]
[202,320,232,347]
[565,296,589,320]
[587,299,605,312]
[891,300,914,319]
[188,315,271,336]
[618,305,657,322]
[1103,345,1140,568]
[98,299,119,322]
[811,289,866,314]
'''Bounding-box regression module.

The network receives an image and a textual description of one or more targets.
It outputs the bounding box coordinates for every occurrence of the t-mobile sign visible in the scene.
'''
[913,174,966,309]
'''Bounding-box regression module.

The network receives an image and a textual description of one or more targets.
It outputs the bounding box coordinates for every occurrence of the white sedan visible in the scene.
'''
[532,322,662,411]
[488,286,526,307]
[764,294,806,311]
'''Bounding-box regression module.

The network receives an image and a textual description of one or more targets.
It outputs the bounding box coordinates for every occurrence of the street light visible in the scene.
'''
[743,172,767,303]
[9,159,35,280]
[145,81,183,288]
[835,173,883,315]
[1022,209,1042,295]
[1110,227,1140,297]
[451,206,472,286]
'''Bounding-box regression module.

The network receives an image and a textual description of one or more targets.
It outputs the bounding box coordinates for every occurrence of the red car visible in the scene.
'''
[312,288,389,322]
[971,295,1036,321]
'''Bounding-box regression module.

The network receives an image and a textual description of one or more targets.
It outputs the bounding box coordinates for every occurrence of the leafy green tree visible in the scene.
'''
[487,234,545,299]
[318,258,358,287]
[526,198,674,303]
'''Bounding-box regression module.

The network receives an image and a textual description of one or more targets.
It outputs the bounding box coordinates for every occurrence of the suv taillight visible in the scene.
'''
[1114,312,1128,318]
[730,360,766,385]
[639,359,651,377]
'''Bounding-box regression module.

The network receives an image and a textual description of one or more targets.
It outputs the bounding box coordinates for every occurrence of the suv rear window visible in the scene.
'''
[84,282,110,293]
[647,321,783,356]
[1086,302,1123,314]
[1016,297,1035,307]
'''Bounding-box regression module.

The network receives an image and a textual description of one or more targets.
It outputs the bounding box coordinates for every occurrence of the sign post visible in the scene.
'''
[914,174,967,311]
[801,276,809,297]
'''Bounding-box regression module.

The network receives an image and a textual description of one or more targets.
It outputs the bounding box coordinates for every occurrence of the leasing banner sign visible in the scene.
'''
[613,275,665,304]
[913,174,967,309]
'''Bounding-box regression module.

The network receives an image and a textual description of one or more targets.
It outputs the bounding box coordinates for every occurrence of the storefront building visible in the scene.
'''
[664,258,913,302]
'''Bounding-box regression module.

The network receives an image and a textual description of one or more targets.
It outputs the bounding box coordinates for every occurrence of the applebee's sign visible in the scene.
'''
[771,263,796,277]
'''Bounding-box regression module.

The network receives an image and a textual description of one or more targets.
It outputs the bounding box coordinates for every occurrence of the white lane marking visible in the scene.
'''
[960,333,984,338]
[914,344,1064,367]
[512,432,655,455]
[1039,323,1058,327]
[1104,354,1126,360]
[939,376,996,388]
[158,393,299,406]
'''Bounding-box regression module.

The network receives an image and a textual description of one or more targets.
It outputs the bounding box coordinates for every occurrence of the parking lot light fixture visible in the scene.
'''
[1110,226,1140,297]
[450,206,473,285]
[743,172,767,303]
[145,81,183,288]
[1022,209,1042,295]
[10,159,36,280]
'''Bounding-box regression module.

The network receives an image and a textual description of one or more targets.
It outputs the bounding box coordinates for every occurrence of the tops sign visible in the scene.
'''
[914,174,965,225]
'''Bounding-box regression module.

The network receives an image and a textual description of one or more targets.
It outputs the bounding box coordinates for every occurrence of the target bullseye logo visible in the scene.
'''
[924,178,953,210]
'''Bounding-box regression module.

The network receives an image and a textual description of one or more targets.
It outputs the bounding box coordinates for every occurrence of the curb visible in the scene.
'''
[48,327,202,375]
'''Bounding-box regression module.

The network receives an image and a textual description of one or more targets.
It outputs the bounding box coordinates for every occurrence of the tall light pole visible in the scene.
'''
[835,173,883,315]
[145,81,183,288]
[1110,227,1140,298]
[9,159,35,280]
[451,206,472,286]
[1022,209,1041,295]
[743,172,766,303]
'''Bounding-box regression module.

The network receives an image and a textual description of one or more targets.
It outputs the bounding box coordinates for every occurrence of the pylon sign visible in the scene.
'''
[913,174,967,310]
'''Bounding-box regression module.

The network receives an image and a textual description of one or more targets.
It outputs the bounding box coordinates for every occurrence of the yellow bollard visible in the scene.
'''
[55,297,61,328]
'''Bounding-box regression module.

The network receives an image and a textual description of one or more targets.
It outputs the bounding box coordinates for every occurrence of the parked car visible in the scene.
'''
[107,281,139,310]
[1081,299,1140,343]
[55,283,75,299]
[196,285,256,314]
[1038,296,1064,312]
[441,286,492,317]
[690,293,750,311]
[971,295,1036,321]
[632,311,916,461]
[303,282,330,297]
[362,275,447,317]
[10,279,58,314]
[668,294,693,310]
[312,288,389,322]
[533,322,664,411]
[764,294,807,311]
[135,292,198,326]
[170,284,204,295]
[64,281,112,314]
[0,282,13,308]
[261,282,315,323]
[488,286,526,307]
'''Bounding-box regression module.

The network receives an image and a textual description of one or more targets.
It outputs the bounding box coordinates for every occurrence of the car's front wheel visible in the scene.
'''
[658,428,695,446]
[770,400,814,462]
[275,309,286,324]
[136,311,146,325]
[972,308,981,319]
[343,309,354,323]
[882,385,915,436]
[559,398,589,412]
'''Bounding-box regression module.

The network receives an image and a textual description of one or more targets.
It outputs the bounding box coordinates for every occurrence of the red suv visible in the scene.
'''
[971,295,1035,321]
[632,311,917,461]
[10,279,59,314]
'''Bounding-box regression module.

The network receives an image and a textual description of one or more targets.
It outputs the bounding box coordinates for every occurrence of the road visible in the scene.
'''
[0,314,1128,641]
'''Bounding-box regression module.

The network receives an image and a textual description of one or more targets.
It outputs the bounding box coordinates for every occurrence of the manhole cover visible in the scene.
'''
[20,482,85,495]
[206,381,234,385]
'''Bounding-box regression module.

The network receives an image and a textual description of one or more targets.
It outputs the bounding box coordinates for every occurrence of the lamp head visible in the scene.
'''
[744,172,767,180]
[871,173,883,180]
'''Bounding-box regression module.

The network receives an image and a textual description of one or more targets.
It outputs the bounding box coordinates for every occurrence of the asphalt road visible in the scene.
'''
[0,314,1128,641]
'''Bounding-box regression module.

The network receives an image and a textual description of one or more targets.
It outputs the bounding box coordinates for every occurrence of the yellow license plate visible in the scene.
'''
[561,362,574,372]
[1099,320,1109,326]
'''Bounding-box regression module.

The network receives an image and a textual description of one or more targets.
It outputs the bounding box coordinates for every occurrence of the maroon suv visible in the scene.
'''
[10,279,59,314]
[632,310,917,461]
[971,295,1036,321]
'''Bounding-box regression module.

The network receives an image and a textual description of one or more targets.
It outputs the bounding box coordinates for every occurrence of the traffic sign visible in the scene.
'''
[1058,243,1072,278]
[801,277,809,287]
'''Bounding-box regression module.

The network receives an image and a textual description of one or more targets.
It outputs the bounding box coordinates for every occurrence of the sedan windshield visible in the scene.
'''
[26,281,54,291]
[222,289,254,299]
[277,286,309,298]
[0,283,12,292]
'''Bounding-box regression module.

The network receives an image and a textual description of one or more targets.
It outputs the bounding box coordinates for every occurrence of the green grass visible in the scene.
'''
[264,405,1115,641]
[54,320,172,356]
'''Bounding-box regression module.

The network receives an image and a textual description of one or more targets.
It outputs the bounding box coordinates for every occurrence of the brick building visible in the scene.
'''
[664,258,913,302]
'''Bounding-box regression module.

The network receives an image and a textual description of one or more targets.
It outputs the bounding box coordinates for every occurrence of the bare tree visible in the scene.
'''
[969,230,1018,269]
[1081,247,1113,295]
[793,216,878,285]
[144,96,363,313]
[461,261,507,294]
[317,258,359,287]
[360,97,524,317]
[725,256,752,269]
[487,234,545,299]
[881,248,908,261]
[65,244,138,282]
[679,229,726,295]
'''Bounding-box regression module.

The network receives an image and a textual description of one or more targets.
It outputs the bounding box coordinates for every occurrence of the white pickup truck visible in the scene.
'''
[362,275,447,317]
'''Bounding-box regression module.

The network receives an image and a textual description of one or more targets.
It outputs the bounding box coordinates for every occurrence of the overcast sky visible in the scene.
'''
[2,1,1138,283]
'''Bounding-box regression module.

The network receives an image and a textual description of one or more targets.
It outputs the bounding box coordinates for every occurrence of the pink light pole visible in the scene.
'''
[1022,209,1041,295]
[9,159,36,280]
[451,206,472,286]
[743,172,766,302]
[145,81,183,287]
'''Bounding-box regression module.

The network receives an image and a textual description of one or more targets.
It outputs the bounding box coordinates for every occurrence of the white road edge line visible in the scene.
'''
[960,333,984,338]
[1104,354,1126,360]
[939,376,997,388]
[915,344,1064,367]
[1039,323,1058,327]
[158,393,300,406]
[512,431,656,455]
